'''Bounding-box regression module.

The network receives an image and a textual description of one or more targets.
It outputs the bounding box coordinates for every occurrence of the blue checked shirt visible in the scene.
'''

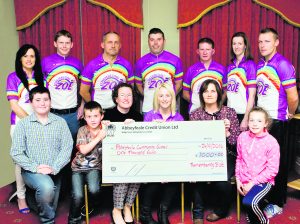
[10,112,73,175]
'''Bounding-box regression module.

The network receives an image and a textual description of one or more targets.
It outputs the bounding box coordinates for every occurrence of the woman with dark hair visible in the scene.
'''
[6,44,44,213]
[190,79,240,224]
[226,32,256,131]
[104,82,143,224]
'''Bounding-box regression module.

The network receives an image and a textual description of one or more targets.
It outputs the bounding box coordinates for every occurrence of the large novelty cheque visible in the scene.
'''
[102,121,227,183]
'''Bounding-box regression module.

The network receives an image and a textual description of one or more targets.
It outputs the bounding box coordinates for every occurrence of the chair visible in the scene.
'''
[287,179,300,190]
[231,177,241,223]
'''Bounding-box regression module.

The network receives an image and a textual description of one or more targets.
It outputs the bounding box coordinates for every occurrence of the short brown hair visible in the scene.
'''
[54,29,73,42]
[260,27,279,40]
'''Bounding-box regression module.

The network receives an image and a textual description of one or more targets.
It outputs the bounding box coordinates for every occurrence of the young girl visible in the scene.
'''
[235,107,280,224]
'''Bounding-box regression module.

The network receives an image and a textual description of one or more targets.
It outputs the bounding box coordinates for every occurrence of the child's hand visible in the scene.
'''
[243,181,254,195]
[124,119,135,124]
[101,120,110,126]
[236,180,245,196]
[37,164,53,175]
[97,127,107,140]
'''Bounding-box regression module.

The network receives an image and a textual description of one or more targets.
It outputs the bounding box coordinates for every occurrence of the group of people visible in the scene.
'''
[6,26,298,224]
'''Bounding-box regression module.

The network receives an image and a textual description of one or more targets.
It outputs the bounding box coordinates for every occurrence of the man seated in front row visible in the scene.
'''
[10,86,73,224]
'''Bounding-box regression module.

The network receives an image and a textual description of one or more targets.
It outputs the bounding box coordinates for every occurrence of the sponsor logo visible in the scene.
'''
[257,80,270,96]
[54,76,74,91]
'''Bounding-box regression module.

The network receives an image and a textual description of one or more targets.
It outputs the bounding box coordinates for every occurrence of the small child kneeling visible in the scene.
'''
[68,101,106,224]
[235,107,280,224]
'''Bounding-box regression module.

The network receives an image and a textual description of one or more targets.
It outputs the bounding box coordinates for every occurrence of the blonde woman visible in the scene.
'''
[140,83,184,224]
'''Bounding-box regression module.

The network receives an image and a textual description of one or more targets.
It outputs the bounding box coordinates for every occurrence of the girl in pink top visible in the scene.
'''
[235,107,280,224]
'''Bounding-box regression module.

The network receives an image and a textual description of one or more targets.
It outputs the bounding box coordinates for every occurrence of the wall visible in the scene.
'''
[0,0,19,187]
[142,0,179,56]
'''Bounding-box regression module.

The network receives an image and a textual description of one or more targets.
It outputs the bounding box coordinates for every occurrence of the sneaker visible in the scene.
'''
[264,204,283,219]
[80,205,94,217]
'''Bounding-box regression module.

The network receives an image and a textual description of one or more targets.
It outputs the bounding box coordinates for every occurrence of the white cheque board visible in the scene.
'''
[102,120,227,183]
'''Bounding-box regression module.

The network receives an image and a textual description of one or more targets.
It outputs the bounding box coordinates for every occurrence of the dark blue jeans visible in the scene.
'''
[55,111,79,140]
[68,170,101,224]
[268,119,288,207]
[22,170,62,224]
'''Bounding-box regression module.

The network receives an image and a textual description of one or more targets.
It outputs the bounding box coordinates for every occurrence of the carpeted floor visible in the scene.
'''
[0,182,300,223]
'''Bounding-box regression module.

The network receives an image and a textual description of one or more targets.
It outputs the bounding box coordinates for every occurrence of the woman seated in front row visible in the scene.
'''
[140,83,184,224]
[104,82,143,224]
[190,79,240,224]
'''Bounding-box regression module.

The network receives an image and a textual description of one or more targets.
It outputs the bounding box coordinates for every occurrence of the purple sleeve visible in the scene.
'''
[78,61,84,73]
[174,58,183,81]
[134,60,143,84]
[6,73,19,101]
[126,62,134,84]
[246,60,256,88]
[226,64,232,74]
[221,65,227,89]
[278,60,297,89]
[41,58,46,74]
[41,57,49,80]
[143,111,153,122]
[183,67,192,91]
[81,61,94,85]
[175,112,184,121]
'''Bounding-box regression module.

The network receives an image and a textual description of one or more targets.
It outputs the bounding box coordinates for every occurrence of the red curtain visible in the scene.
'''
[86,0,143,28]
[14,0,67,30]
[81,0,141,65]
[17,0,83,61]
[16,0,141,66]
[179,0,300,80]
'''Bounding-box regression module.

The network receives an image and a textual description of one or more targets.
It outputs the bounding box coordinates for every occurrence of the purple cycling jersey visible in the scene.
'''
[81,54,133,109]
[183,61,226,113]
[256,53,296,120]
[226,57,256,114]
[135,50,183,112]
[42,53,83,109]
[6,72,38,125]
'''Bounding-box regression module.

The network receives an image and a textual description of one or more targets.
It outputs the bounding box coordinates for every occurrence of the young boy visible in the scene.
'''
[68,101,106,224]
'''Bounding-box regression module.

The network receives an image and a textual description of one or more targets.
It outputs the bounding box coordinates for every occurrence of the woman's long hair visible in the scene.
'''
[15,44,44,90]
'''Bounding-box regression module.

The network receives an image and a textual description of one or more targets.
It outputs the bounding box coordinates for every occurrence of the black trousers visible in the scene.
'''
[268,119,288,207]
[140,182,179,209]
